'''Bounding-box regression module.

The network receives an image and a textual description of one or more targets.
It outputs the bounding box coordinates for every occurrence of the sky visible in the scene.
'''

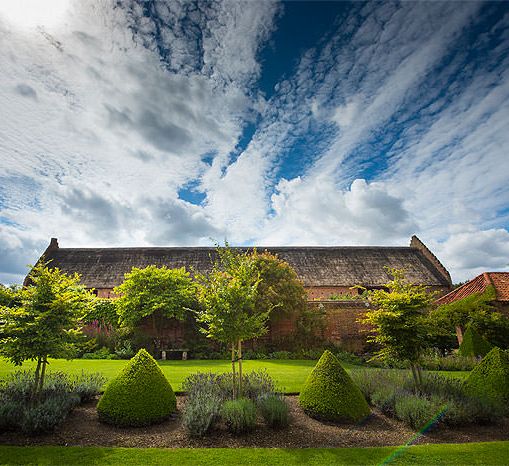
[1,0,509,285]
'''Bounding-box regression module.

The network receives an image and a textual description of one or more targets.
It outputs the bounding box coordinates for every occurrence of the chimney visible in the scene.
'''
[48,237,59,251]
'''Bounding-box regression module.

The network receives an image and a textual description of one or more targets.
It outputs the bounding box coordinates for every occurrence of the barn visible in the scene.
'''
[28,235,451,352]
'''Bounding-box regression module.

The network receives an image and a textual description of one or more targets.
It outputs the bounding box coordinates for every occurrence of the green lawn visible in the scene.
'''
[0,358,469,394]
[0,442,507,465]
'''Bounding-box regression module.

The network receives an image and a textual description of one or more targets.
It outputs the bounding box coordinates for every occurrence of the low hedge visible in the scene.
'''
[97,349,176,427]
[299,350,370,422]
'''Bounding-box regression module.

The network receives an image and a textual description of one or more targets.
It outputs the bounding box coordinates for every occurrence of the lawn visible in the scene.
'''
[0,442,508,465]
[0,358,469,393]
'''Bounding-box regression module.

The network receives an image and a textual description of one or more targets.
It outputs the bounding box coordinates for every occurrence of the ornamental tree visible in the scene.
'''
[195,246,271,398]
[0,262,93,399]
[361,268,435,386]
[114,265,196,351]
[250,250,307,320]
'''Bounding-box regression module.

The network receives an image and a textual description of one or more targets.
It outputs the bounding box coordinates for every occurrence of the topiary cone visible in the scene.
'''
[458,326,492,357]
[97,348,176,426]
[464,347,509,407]
[299,350,370,423]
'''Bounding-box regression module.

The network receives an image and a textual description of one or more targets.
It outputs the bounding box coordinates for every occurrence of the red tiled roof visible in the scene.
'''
[436,272,509,305]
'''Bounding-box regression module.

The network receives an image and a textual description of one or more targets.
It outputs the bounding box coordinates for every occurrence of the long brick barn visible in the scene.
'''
[29,235,452,352]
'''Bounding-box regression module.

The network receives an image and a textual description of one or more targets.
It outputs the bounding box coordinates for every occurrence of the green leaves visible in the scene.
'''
[114,265,196,327]
[362,268,435,367]
[0,261,94,367]
[194,246,270,345]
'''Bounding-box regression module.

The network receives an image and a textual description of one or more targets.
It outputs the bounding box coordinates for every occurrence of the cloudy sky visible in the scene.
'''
[1,0,509,284]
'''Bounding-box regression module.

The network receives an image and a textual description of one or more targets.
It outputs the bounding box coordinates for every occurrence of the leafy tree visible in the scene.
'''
[250,251,307,319]
[0,262,93,399]
[361,268,435,386]
[114,265,196,351]
[195,246,271,398]
[430,286,509,348]
[0,283,21,308]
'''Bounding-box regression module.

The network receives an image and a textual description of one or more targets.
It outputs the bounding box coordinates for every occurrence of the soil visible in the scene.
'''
[1,396,508,448]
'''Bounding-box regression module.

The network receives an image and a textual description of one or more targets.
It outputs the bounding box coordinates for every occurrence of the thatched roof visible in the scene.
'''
[32,236,451,289]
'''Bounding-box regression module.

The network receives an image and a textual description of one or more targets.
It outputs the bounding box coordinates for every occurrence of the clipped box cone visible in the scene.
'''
[464,347,509,408]
[458,326,492,357]
[97,348,176,426]
[299,350,370,422]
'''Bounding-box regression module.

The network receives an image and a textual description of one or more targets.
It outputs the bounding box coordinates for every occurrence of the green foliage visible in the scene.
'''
[431,286,509,348]
[250,250,307,319]
[82,347,118,359]
[258,394,290,428]
[299,350,370,422]
[464,347,509,409]
[183,390,222,437]
[85,298,119,327]
[459,326,492,357]
[0,370,103,434]
[362,268,435,385]
[221,398,257,434]
[0,284,21,308]
[195,244,270,397]
[0,262,94,397]
[351,369,502,428]
[97,349,176,426]
[115,265,196,329]
[394,393,442,429]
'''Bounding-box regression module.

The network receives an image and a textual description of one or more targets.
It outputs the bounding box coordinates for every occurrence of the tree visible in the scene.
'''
[250,250,307,319]
[361,268,435,386]
[195,246,271,398]
[114,265,196,352]
[430,286,509,348]
[0,262,93,399]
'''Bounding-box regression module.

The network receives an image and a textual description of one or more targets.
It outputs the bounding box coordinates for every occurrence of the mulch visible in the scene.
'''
[1,396,508,448]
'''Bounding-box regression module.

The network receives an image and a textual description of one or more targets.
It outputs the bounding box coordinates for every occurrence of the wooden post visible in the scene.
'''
[456,326,464,345]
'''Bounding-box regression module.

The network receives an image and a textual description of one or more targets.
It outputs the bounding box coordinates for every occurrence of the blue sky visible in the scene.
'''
[0,0,508,284]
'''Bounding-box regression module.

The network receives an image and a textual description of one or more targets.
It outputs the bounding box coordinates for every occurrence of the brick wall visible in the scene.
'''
[304,286,358,300]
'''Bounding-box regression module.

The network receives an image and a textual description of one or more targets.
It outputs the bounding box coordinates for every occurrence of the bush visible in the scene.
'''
[82,347,118,360]
[459,326,492,357]
[114,341,135,360]
[97,349,176,427]
[258,394,290,428]
[394,394,441,429]
[0,370,104,435]
[464,347,509,409]
[183,391,222,437]
[71,372,106,402]
[221,398,257,434]
[299,350,370,422]
[0,399,18,431]
[420,351,478,371]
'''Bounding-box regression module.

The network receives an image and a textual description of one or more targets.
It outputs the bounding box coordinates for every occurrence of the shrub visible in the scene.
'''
[459,326,492,357]
[0,399,18,432]
[97,349,176,426]
[114,341,135,360]
[82,347,118,360]
[420,352,478,371]
[183,391,222,437]
[221,398,257,434]
[299,350,370,422]
[71,372,106,402]
[394,394,441,430]
[258,394,290,428]
[464,347,509,409]
[20,394,78,434]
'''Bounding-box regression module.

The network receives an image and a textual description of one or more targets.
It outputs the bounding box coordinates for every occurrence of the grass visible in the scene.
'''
[0,442,508,465]
[0,358,469,394]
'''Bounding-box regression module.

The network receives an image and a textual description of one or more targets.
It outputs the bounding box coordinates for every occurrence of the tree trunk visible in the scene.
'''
[231,343,237,399]
[410,363,420,388]
[455,326,464,345]
[238,340,243,397]
[32,357,42,401]
[38,356,48,395]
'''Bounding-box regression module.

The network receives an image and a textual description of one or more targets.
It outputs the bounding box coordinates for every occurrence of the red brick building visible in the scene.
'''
[29,235,452,352]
